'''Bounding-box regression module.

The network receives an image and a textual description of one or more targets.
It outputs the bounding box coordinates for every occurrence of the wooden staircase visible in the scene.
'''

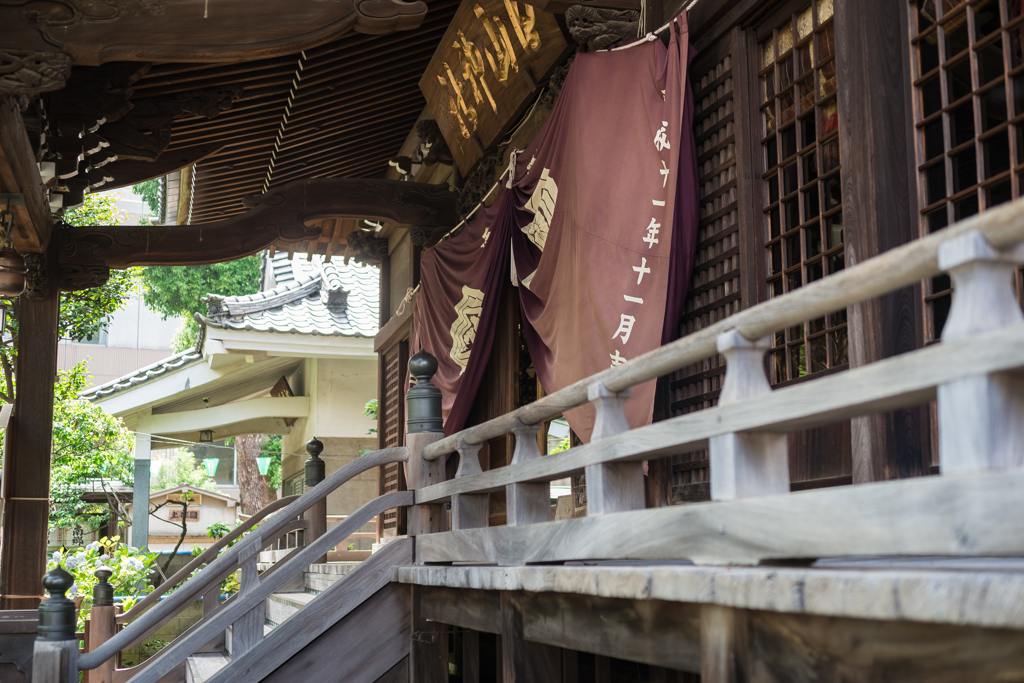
[184,548,406,683]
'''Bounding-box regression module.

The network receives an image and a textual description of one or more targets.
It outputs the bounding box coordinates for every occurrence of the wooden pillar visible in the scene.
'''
[500,592,560,683]
[410,585,448,683]
[0,243,59,610]
[463,629,480,683]
[130,432,151,550]
[699,605,748,683]
[835,0,931,483]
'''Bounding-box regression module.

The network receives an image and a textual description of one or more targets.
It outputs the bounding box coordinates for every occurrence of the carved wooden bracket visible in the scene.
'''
[57,177,458,270]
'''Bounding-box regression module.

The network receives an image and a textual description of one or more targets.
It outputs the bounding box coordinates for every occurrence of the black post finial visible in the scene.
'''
[406,349,443,434]
[305,436,325,488]
[37,566,76,641]
[93,567,114,607]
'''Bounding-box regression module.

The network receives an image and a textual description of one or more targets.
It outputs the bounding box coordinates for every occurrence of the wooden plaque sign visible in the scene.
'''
[420,0,570,175]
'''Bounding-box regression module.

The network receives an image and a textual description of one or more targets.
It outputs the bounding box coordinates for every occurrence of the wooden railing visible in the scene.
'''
[33,197,1024,681]
[30,446,410,682]
[404,198,1024,562]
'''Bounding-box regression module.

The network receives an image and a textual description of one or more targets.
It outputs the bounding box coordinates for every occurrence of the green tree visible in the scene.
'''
[132,179,162,216]
[140,257,261,352]
[0,193,140,403]
[152,450,219,492]
[49,362,136,532]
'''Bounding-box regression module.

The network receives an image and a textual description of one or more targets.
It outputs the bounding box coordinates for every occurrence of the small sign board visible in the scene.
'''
[169,509,200,522]
[420,0,570,175]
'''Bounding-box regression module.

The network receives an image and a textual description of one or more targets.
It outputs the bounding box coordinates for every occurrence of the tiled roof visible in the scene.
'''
[80,347,203,400]
[201,257,379,337]
[83,255,379,402]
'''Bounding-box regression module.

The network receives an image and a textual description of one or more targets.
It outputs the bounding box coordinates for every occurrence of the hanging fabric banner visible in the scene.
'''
[413,15,698,441]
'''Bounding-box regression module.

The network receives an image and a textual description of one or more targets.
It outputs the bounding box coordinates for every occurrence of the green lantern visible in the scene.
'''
[203,458,219,478]
[256,456,272,476]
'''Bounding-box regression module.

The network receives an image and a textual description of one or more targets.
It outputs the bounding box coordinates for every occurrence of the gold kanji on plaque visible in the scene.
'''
[420,0,569,175]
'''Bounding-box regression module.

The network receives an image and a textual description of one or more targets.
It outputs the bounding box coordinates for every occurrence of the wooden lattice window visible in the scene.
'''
[759,0,848,384]
[909,0,1024,341]
[378,341,408,536]
[666,37,741,502]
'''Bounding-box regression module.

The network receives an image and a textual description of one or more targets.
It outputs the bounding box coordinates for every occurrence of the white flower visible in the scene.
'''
[68,582,79,596]
[99,554,110,561]
[85,541,100,552]
[128,558,144,571]
[52,551,62,562]
[128,547,138,553]
[65,556,79,570]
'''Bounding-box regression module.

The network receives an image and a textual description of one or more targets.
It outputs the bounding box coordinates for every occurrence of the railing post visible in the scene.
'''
[404,350,447,683]
[230,542,264,657]
[304,436,327,563]
[33,566,79,683]
[451,438,489,529]
[406,349,445,538]
[936,230,1024,473]
[584,382,644,514]
[506,419,549,526]
[84,568,115,683]
[708,330,789,500]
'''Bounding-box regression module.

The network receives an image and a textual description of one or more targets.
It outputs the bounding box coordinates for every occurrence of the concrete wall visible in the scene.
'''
[127,493,239,552]
[281,356,379,528]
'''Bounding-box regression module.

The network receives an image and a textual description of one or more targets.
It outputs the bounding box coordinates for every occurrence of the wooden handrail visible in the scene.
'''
[421,196,1024,460]
[115,494,301,625]
[119,491,415,683]
[78,446,408,672]
[415,322,1024,503]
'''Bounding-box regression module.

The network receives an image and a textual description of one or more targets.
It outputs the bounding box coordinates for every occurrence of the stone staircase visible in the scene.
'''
[184,558,364,683]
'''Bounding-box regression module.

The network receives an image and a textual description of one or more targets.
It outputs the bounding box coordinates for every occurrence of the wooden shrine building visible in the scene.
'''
[4,0,1024,682]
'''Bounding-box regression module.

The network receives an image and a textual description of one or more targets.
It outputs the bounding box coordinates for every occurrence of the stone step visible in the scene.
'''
[185,652,230,683]
[304,562,361,594]
[265,592,316,627]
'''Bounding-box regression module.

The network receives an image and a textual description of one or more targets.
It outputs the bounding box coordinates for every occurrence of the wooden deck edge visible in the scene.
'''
[395,563,1024,630]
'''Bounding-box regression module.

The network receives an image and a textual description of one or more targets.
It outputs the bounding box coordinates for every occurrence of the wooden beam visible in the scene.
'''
[0,240,59,609]
[414,470,1024,566]
[0,98,51,253]
[59,177,457,270]
[500,592,561,683]
[418,587,501,635]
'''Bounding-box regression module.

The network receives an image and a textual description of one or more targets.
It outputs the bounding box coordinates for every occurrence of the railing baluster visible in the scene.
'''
[585,382,644,514]
[506,419,549,526]
[708,330,789,500]
[85,568,116,683]
[452,438,489,529]
[230,543,263,657]
[936,230,1024,473]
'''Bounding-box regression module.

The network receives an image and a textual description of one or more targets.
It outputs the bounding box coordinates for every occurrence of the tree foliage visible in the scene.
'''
[139,256,261,352]
[49,362,136,531]
[153,450,219,492]
[131,179,162,216]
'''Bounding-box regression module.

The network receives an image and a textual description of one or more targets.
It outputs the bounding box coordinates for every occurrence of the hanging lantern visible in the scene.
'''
[199,430,214,443]
[256,456,272,477]
[203,457,219,478]
[0,249,27,297]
